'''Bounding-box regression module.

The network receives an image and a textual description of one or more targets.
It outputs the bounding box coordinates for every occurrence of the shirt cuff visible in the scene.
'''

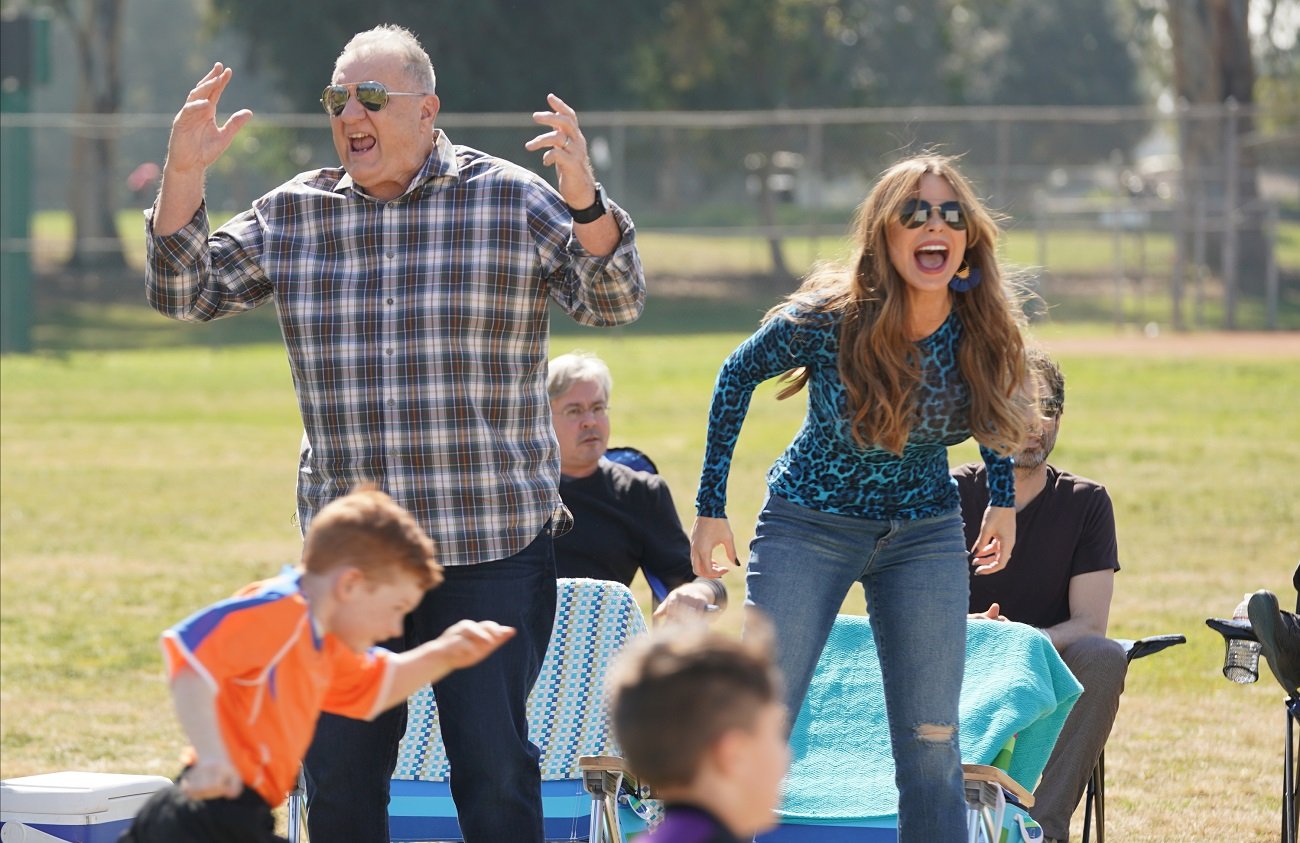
[693,576,729,608]
[145,201,210,270]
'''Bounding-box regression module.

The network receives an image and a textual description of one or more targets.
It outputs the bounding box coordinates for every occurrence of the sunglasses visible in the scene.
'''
[320,81,429,117]
[899,198,968,231]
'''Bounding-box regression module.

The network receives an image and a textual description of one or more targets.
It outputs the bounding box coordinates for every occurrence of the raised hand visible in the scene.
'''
[524,93,596,209]
[165,63,253,177]
[154,63,254,235]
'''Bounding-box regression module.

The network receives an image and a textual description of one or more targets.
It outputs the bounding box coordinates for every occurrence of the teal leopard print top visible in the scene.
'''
[695,306,1015,520]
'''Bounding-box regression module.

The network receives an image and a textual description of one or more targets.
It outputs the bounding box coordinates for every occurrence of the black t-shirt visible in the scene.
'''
[553,460,694,589]
[954,463,1120,629]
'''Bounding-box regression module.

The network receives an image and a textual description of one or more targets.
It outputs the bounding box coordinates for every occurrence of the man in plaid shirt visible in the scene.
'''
[145,24,644,843]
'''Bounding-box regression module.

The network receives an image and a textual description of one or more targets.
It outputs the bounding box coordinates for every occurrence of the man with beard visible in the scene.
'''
[952,348,1122,843]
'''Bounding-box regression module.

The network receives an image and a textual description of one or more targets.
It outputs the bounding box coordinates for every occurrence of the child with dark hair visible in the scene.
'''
[608,621,788,843]
[120,485,515,843]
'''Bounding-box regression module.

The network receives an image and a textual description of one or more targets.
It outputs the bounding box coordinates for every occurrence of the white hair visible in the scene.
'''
[336,24,436,94]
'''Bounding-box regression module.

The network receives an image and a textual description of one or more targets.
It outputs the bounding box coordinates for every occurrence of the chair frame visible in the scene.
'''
[1080,633,1186,843]
[963,763,1034,843]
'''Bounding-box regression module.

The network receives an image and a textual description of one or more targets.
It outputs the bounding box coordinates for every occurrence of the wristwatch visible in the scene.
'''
[566,183,607,224]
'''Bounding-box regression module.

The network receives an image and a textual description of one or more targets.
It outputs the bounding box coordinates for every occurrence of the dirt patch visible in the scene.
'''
[1040,328,1300,357]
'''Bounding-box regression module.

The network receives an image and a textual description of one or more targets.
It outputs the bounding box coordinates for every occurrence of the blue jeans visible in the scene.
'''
[745,494,969,843]
[303,527,557,843]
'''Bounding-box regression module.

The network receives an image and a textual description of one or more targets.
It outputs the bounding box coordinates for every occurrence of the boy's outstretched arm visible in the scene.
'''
[170,665,243,799]
[378,620,515,711]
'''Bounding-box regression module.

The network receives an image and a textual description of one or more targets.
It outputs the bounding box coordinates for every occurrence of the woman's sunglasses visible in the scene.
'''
[899,198,967,231]
[320,81,429,117]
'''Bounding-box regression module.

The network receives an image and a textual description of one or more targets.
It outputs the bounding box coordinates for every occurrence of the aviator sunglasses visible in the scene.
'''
[899,198,968,231]
[320,81,430,117]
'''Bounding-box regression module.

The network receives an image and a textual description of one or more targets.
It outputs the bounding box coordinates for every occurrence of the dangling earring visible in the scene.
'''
[949,258,982,292]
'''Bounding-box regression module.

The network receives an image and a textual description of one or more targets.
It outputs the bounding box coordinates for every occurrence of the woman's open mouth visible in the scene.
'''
[915,243,949,273]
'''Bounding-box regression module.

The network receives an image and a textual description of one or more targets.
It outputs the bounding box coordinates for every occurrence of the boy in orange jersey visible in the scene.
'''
[120,485,514,843]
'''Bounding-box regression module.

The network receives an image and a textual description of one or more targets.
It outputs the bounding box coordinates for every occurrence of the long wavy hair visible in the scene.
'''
[770,153,1026,457]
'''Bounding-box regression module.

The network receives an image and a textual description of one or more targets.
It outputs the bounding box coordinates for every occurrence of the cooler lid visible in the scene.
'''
[0,772,171,815]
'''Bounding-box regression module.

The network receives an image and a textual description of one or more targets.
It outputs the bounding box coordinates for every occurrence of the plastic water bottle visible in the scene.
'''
[1223,593,1262,684]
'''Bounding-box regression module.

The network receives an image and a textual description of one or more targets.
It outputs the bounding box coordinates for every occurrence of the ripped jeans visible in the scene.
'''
[745,493,969,842]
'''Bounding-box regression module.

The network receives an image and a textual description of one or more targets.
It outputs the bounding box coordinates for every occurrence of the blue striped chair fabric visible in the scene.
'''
[389,577,653,842]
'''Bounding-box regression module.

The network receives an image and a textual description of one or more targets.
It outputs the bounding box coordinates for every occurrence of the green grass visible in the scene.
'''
[1,333,1296,841]
[28,209,1300,279]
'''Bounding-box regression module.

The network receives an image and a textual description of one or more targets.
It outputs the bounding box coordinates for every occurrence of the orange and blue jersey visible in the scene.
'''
[161,568,394,807]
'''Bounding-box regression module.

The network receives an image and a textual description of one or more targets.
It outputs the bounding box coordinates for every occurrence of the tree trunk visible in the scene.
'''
[61,0,127,271]
[1166,0,1268,303]
[755,154,791,282]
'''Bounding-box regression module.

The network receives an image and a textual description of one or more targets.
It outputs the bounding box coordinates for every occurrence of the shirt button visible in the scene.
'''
[385,348,394,356]
[385,251,395,259]
[387,399,395,407]
[386,297,394,305]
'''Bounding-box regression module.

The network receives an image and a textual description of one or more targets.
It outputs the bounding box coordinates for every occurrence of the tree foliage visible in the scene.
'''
[204,1,665,114]
[207,0,1146,116]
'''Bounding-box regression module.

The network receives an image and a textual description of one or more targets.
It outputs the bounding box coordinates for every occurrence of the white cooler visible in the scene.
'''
[0,772,171,843]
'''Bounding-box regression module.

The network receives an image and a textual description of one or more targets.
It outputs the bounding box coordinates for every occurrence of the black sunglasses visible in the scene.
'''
[320,81,429,117]
[899,198,967,231]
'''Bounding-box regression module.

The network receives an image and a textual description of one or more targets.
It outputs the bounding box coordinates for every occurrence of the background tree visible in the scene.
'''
[1164,0,1271,303]
[45,0,128,270]
[204,1,665,114]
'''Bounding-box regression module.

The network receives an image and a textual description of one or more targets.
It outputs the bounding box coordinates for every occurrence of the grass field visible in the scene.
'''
[2,324,1297,841]
[29,207,1300,283]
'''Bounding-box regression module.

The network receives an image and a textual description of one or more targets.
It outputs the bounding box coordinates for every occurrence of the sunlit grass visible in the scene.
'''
[2,335,1295,840]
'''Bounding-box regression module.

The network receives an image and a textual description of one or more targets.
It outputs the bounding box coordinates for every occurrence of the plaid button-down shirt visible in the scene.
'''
[146,130,645,566]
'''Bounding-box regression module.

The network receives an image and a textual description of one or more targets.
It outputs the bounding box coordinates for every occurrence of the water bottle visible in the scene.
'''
[1223,593,1262,683]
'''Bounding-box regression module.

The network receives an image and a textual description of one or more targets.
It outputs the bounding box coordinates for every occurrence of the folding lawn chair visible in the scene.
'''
[603,446,672,605]
[1207,612,1299,843]
[287,577,652,842]
[388,577,653,842]
[1080,633,1186,843]
[758,615,1083,842]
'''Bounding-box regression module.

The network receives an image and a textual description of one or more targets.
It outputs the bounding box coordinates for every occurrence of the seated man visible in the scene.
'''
[954,348,1123,843]
[548,351,727,621]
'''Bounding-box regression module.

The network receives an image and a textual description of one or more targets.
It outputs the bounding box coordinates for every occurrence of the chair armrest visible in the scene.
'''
[1205,618,1257,643]
[962,764,1035,808]
[579,755,626,775]
[1117,633,1188,663]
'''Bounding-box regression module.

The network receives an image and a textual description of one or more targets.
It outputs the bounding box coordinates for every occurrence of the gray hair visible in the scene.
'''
[335,24,436,94]
[547,352,613,401]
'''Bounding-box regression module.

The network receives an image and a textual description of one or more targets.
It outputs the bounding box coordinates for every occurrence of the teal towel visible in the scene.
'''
[780,616,1082,824]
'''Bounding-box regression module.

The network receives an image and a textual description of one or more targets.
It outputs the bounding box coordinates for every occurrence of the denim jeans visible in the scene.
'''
[745,494,969,843]
[303,527,557,843]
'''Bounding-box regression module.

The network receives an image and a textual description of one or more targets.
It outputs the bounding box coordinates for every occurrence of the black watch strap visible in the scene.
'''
[567,183,607,224]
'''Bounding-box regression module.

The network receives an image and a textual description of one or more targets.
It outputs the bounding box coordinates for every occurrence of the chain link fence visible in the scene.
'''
[2,101,1297,348]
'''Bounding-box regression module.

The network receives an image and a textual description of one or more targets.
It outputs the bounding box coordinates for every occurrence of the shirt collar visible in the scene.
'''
[333,129,460,200]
